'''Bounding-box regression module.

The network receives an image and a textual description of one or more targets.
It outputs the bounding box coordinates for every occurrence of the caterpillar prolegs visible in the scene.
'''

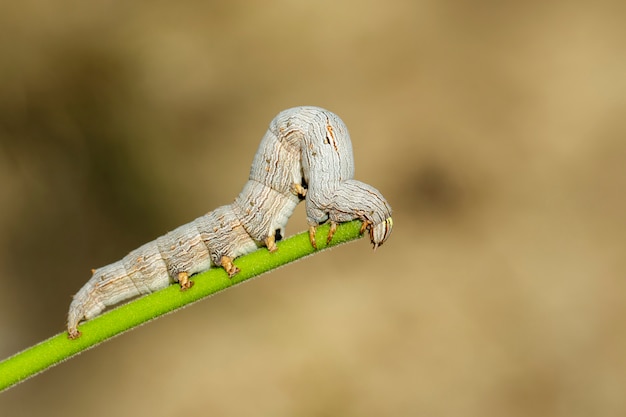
[67,106,393,339]
[295,108,393,248]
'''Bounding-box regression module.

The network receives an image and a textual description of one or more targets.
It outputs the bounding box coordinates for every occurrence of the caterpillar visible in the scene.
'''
[295,107,393,248]
[67,106,393,339]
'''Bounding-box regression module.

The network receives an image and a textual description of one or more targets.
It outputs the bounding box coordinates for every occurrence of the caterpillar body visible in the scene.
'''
[67,106,392,339]
[293,107,393,248]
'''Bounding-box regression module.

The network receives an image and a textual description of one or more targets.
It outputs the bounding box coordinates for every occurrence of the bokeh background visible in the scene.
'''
[1,1,625,416]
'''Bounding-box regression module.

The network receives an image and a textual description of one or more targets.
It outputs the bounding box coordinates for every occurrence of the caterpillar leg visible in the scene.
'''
[360,220,371,235]
[265,235,278,253]
[68,328,82,340]
[359,217,393,250]
[326,221,338,244]
[177,271,194,291]
[308,225,318,249]
[308,221,338,249]
[292,183,307,198]
[221,256,240,278]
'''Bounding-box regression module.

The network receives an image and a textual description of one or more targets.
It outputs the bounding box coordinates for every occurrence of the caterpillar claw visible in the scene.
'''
[265,235,278,253]
[178,271,194,291]
[308,226,318,249]
[326,221,338,245]
[220,256,240,278]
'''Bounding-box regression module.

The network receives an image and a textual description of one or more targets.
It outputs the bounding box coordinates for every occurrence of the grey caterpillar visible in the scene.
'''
[67,106,393,339]
[67,109,304,339]
[281,107,393,248]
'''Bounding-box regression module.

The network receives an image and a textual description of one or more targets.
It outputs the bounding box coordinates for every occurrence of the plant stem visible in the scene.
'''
[0,220,365,392]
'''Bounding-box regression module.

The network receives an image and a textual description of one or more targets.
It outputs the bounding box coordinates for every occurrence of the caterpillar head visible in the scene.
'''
[326,179,393,249]
[365,215,393,250]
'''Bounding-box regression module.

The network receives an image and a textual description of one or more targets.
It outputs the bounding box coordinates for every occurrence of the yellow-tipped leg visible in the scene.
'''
[221,256,240,278]
[68,329,82,340]
[309,225,318,249]
[360,220,372,235]
[326,221,338,244]
[178,271,194,291]
[265,235,278,253]
[292,183,307,198]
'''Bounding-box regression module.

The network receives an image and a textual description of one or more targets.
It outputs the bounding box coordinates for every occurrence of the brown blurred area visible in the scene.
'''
[1,0,625,415]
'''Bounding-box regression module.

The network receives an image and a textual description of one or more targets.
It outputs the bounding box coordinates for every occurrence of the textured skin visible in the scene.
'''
[67,106,393,339]
[67,110,304,339]
[297,107,393,248]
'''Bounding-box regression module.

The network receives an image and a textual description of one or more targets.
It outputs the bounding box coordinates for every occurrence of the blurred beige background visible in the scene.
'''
[1,1,625,416]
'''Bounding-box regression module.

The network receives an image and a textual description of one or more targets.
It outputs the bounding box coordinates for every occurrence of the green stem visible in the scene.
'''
[0,221,364,392]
